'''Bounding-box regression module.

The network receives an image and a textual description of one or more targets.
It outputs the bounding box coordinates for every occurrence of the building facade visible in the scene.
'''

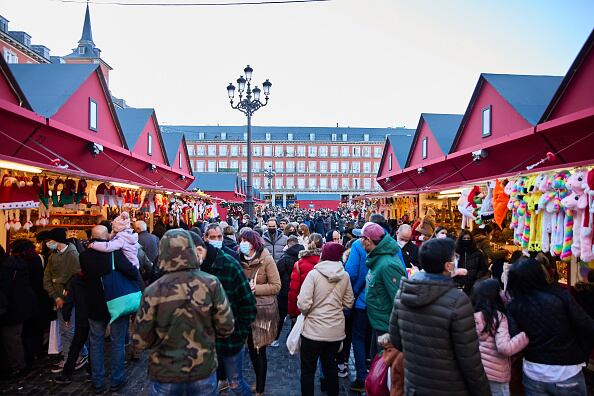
[162,125,413,206]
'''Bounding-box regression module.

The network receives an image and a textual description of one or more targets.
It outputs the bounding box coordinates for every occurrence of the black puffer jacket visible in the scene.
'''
[275,244,304,297]
[389,272,491,396]
[507,285,594,365]
[574,281,594,319]
[455,248,487,294]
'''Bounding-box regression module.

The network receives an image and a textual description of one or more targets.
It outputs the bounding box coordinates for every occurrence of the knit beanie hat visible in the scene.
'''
[112,212,131,233]
[321,242,345,262]
[46,227,68,244]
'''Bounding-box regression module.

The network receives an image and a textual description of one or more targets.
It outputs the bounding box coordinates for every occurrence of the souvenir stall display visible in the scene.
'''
[418,190,465,230]
[375,195,418,221]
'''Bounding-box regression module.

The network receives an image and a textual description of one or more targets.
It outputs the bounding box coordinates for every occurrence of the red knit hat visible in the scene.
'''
[321,242,345,262]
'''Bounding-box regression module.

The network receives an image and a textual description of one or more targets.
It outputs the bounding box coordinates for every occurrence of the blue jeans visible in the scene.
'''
[523,371,587,395]
[58,308,87,360]
[352,308,369,381]
[489,381,510,396]
[149,373,217,396]
[89,316,128,389]
[221,349,251,396]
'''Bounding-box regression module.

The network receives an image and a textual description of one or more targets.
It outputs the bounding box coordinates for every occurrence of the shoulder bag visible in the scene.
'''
[101,253,142,323]
[250,267,280,350]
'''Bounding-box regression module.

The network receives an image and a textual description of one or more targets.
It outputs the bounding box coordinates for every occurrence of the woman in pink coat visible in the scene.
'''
[471,279,529,396]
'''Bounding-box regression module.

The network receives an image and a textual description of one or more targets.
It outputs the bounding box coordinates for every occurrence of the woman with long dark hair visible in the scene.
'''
[507,257,594,394]
[471,279,528,395]
[455,230,488,295]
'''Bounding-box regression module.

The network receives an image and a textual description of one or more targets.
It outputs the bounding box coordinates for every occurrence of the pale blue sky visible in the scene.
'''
[2,0,593,128]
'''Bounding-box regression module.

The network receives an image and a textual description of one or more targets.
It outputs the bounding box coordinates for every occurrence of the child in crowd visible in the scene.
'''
[88,212,139,269]
[471,279,529,396]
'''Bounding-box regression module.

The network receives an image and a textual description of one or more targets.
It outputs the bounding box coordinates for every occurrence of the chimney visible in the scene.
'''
[8,31,31,47]
[31,45,50,59]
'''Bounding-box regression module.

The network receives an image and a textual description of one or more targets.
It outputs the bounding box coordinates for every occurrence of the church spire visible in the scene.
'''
[65,2,101,59]
[79,3,94,46]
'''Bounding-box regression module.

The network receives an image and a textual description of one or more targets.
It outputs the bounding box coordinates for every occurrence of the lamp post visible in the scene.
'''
[264,165,276,206]
[227,65,271,220]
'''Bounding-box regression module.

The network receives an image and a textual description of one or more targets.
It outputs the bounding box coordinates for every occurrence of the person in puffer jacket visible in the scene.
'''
[471,279,528,395]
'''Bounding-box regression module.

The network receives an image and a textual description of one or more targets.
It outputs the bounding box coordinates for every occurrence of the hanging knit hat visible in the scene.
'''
[112,211,131,233]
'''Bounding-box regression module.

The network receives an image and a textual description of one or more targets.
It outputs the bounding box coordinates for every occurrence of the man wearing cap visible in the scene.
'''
[42,227,87,374]
[359,222,407,358]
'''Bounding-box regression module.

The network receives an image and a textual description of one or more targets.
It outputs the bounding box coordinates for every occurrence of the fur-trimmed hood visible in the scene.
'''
[299,248,322,259]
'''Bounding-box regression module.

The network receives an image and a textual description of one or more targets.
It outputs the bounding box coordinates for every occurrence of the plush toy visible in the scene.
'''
[95,183,108,206]
[551,171,571,257]
[581,169,594,262]
[492,179,509,228]
[51,178,64,207]
[458,188,476,229]
[479,181,495,223]
[23,209,33,231]
[76,179,87,205]
[107,186,117,207]
[60,178,76,207]
[562,169,588,258]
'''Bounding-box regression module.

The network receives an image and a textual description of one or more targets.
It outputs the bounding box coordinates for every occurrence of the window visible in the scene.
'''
[352,162,360,173]
[263,146,272,156]
[218,160,227,170]
[374,147,382,158]
[319,161,328,172]
[264,160,272,170]
[297,146,306,157]
[275,161,284,172]
[196,145,205,156]
[287,133,293,141]
[207,145,216,156]
[230,145,238,156]
[331,178,339,190]
[230,160,238,170]
[353,178,360,189]
[286,146,294,157]
[265,133,271,141]
[340,146,350,157]
[241,161,247,172]
[362,146,371,157]
[198,132,205,140]
[363,162,371,173]
[208,160,216,172]
[297,161,306,172]
[341,162,349,173]
[254,178,261,188]
[243,132,248,141]
[309,133,316,141]
[353,146,360,157]
[330,146,339,157]
[309,178,317,189]
[3,48,18,63]
[253,145,262,156]
[242,145,247,156]
[422,137,428,159]
[178,151,183,169]
[364,178,371,190]
[147,133,153,156]
[219,145,228,156]
[341,178,350,189]
[195,160,205,172]
[363,134,370,142]
[308,146,317,157]
[319,146,328,157]
[275,146,284,157]
[220,132,227,140]
[286,161,295,172]
[275,178,283,189]
[482,106,492,137]
[286,178,295,189]
[78,46,85,55]
[297,178,306,189]
[253,161,261,172]
[88,98,98,131]
[373,162,380,173]
[342,133,348,142]
[331,133,337,141]
[320,178,328,190]
[308,161,317,173]
[388,154,393,171]
[330,161,339,173]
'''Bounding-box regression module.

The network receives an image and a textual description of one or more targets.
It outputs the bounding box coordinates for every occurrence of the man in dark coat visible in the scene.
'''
[396,224,418,268]
[134,220,159,264]
[389,238,490,396]
[273,236,304,346]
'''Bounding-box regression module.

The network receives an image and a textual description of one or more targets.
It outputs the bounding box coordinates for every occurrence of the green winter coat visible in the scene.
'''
[134,229,234,383]
[365,235,406,333]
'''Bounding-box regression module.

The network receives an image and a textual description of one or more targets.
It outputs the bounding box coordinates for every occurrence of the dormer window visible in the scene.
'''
[309,133,315,141]
[198,132,205,140]
[265,133,271,141]
[147,133,153,156]
[342,134,348,142]
[221,132,227,140]
[243,132,248,141]
[287,133,293,141]
[422,137,428,159]
[331,133,337,141]
[78,46,85,55]
[88,98,98,131]
[482,106,492,137]
[363,134,370,142]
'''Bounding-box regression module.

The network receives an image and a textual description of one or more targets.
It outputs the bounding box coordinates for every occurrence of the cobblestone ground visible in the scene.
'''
[0,321,363,396]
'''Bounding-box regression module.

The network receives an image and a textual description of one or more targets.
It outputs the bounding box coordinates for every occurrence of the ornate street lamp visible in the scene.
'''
[227,65,271,219]
[264,165,276,206]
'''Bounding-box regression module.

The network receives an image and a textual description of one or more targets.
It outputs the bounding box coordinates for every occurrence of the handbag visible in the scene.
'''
[48,319,62,355]
[285,269,339,355]
[365,354,390,396]
[101,253,142,324]
[251,268,279,349]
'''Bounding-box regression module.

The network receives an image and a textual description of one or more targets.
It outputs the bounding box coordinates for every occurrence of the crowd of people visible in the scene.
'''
[1,206,594,396]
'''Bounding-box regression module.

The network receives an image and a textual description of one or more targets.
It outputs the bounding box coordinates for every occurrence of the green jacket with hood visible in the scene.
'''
[365,234,406,332]
[134,229,234,383]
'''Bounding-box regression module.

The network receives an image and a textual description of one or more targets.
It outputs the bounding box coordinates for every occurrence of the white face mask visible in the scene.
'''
[436,233,447,239]
[397,239,407,248]
[239,241,251,255]
[47,242,58,250]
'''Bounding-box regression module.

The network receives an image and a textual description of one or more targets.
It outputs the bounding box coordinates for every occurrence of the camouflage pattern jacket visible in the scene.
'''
[134,229,234,383]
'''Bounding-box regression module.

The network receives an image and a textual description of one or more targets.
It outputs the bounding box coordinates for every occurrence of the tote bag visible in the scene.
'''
[48,319,62,355]
[101,253,142,323]
[286,314,305,355]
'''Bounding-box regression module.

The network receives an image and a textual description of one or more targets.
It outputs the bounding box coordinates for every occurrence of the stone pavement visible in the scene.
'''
[0,321,363,396]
